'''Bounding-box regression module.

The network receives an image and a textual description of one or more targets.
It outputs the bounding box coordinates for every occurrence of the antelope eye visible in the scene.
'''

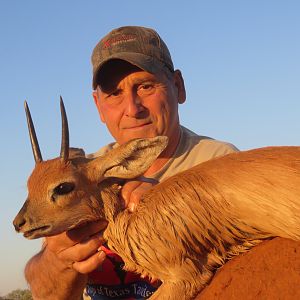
[53,182,75,196]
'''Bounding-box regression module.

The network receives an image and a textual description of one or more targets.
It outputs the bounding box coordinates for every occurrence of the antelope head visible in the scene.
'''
[13,98,168,239]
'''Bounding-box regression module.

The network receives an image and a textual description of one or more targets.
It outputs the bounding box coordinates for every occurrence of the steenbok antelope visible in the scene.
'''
[14,99,300,299]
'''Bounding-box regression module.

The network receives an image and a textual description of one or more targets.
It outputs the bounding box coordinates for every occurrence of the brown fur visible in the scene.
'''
[14,140,300,299]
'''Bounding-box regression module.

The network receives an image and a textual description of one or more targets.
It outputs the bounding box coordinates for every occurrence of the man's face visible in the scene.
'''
[93,61,185,146]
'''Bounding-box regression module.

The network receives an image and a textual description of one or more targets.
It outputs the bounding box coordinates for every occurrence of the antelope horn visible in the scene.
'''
[60,96,69,161]
[24,101,43,163]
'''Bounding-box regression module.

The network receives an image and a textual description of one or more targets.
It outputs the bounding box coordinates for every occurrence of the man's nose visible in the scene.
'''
[124,92,144,117]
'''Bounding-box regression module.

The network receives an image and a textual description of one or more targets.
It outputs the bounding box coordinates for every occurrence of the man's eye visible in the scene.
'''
[141,84,153,90]
[109,89,122,97]
[138,83,155,95]
[53,182,75,196]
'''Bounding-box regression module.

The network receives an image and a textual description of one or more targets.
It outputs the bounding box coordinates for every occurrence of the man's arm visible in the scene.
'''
[25,221,107,300]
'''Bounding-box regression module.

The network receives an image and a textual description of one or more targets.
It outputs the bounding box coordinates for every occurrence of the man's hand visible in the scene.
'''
[45,220,108,273]
[121,178,158,212]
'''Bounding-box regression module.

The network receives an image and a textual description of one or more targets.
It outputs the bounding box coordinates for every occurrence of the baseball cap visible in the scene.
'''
[91,26,174,89]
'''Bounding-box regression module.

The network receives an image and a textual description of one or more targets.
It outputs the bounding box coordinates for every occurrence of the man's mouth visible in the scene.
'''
[123,122,152,130]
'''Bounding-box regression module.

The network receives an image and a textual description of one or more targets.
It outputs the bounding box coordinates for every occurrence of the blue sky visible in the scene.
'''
[1,0,299,295]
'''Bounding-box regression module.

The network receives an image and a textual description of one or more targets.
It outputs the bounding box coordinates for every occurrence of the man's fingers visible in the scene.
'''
[72,250,106,274]
[127,184,151,212]
[46,220,108,253]
[121,181,142,207]
[58,233,106,262]
[46,232,74,252]
[121,181,156,212]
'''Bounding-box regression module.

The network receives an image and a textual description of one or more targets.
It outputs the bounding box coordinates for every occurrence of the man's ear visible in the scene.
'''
[174,70,186,104]
[86,136,168,181]
[93,90,106,123]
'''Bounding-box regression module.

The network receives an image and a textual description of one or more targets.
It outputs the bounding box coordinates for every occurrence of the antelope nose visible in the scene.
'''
[13,215,26,232]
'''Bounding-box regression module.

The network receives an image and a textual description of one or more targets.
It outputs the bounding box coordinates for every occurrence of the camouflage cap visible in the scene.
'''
[91,26,174,89]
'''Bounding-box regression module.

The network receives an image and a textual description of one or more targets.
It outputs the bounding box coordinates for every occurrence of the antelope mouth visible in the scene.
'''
[23,225,51,239]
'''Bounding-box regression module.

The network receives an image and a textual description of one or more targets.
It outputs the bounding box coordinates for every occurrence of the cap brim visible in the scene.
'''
[92,52,166,89]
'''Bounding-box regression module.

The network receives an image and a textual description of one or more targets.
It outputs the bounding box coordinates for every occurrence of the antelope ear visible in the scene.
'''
[88,136,168,180]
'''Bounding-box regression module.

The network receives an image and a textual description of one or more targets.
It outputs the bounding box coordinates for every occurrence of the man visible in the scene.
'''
[25,26,238,299]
